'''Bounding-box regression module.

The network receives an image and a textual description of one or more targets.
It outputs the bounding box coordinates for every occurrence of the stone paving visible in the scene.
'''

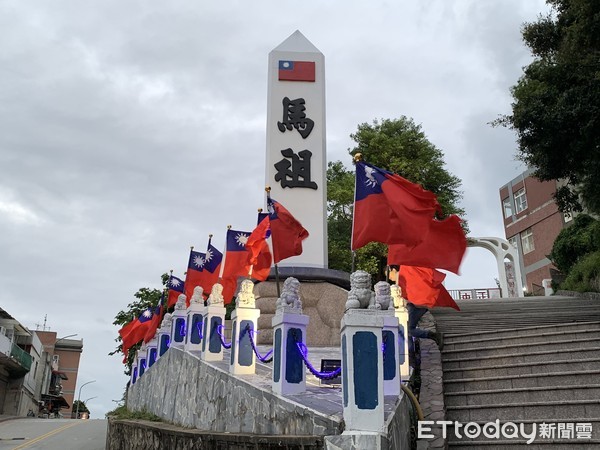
[209,344,401,422]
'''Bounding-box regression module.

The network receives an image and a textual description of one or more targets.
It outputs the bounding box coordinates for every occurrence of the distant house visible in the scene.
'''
[36,331,83,418]
[499,169,575,294]
[0,308,82,417]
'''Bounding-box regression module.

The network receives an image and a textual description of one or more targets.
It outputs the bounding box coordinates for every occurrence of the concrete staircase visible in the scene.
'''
[431,296,600,448]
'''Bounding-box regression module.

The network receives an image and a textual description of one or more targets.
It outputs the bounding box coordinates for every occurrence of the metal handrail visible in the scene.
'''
[10,343,32,371]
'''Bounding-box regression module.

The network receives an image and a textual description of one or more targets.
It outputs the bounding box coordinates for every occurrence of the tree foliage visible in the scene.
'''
[327,117,466,282]
[549,214,600,273]
[72,400,89,414]
[109,273,168,374]
[496,0,600,214]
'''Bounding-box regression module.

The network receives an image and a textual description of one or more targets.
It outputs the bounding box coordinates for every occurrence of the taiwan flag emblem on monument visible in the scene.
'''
[278,60,315,82]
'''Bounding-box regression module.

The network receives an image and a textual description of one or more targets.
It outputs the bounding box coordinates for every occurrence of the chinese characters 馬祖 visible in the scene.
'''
[277,97,314,139]
[274,149,318,190]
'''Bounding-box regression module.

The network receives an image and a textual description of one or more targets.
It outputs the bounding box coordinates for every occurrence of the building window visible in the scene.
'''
[503,197,512,218]
[514,188,527,213]
[521,228,534,254]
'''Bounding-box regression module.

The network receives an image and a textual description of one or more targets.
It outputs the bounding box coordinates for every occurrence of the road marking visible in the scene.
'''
[12,421,81,450]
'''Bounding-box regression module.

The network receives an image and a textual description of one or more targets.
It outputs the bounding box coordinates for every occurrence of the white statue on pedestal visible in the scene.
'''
[159,313,173,331]
[345,270,375,310]
[236,279,256,308]
[174,293,187,310]
[276,277,302,313]
[207,283,224,306]
[372,281,393,310]
[391,284,407,310]
[190,286,204,305]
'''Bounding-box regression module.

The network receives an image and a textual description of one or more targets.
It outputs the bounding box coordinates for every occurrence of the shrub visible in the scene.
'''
[550,214,600,273]
[561,250,600,293]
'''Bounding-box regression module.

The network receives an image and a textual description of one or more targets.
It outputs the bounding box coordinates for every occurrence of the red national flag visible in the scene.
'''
[352,161,441,250]
[143,305,163,343]
[121,308,156,358]
[184,250,206,304]
[246,215,271,265]
[222,229,252,280]
[268,197,309,264]
[251,239,272,281]
[397,266,460,311]
[278,60,315,82]
[387,215,467,274]
[245,213,272,281]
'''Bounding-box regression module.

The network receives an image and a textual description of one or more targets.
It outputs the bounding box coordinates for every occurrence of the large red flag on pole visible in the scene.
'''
[352,159,440,250]
[388,215,467,274]
[397,265,460,311]
[267,196,309,263]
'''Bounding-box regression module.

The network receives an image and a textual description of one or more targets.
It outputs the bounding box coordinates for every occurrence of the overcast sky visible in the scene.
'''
[0,0,550,416]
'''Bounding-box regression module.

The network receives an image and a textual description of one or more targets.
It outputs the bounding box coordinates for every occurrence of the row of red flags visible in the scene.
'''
[119,196,310,360]
[119,160,468,361]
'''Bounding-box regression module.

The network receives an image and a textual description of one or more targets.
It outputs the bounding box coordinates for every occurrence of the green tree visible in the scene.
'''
[72,400,89,414]
[327,117,466,281]
[109,273,168,375]
[496,0,600,214]
[550,214,600,273]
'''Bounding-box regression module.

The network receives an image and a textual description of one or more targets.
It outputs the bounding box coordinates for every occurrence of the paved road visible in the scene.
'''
[0,418,106,450]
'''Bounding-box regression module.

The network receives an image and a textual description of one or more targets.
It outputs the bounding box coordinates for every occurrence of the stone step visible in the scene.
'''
[444,370,600,393]
[441,337,600,359]
[444,328,600,351]
[443,321,600,343]
[443,358,600,380]
[443,347,600,370]
[446,399,600,422]
[445,384,600,407]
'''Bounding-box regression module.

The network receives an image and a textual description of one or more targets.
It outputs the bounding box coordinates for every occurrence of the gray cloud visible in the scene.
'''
[0,0,549,415]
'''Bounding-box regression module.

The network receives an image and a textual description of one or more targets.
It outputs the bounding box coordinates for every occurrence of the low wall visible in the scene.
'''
[127,347,341,436]
[106,419,325,450]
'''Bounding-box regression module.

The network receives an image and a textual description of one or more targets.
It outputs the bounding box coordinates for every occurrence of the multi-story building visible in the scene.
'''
[499,168,573,294]
[36,331,83,418]
[0,307,83,418]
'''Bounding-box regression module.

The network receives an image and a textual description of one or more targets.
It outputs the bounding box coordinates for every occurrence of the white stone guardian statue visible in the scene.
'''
[276,277,302,314]
[345,270,375,310]
[207,283,224,306]
[190,286,204,305]
[372,281,393,310]
[236,279,256,309]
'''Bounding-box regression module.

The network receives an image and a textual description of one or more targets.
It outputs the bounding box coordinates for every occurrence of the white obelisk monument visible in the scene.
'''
[266,31,327,268]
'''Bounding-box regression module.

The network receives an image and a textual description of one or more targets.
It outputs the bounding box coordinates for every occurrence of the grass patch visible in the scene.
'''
[106,405,162,422]
[561,250,600,293]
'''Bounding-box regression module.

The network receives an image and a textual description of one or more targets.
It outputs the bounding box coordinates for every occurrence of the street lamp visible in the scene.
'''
[75,380,96,419]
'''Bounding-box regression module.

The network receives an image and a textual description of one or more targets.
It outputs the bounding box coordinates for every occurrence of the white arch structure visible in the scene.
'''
[468,237,524,298]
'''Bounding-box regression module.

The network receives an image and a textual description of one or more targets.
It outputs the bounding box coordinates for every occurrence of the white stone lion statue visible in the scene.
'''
[190,286,204,305]
[371,281,393,310]
[236,279,256,308]
[207,283,224,306]
[276,277,302,312]
[391,284,407,310]
[345,270,375,310]
[174,293,187,310]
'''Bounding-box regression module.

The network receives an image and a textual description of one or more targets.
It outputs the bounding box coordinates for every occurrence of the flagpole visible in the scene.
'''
[265,186,281,298]
[350,153,362,273]
[219,228,229,280]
